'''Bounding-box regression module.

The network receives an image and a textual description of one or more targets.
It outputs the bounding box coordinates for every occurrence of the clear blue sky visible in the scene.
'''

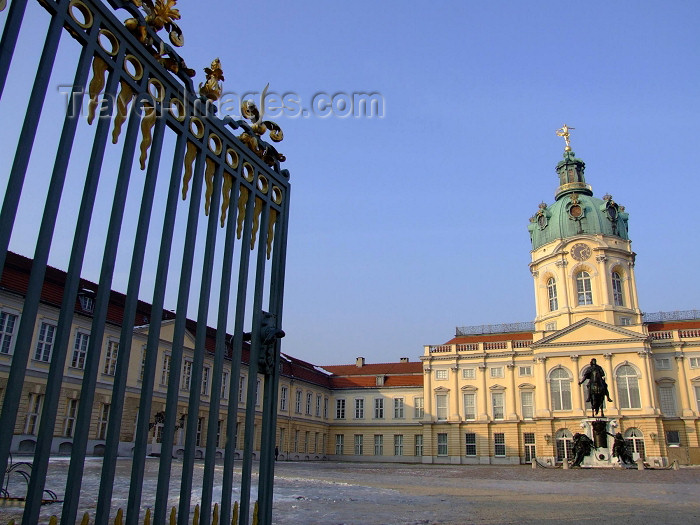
[1,1,699,367]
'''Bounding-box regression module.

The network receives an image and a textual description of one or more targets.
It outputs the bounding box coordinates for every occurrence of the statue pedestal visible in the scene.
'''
[578,418,619,467]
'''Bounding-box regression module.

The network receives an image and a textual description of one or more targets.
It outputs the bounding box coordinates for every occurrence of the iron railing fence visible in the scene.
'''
[0,1,290,524]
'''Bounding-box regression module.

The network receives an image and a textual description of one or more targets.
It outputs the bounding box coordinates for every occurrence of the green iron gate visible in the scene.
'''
[0,1,290,523]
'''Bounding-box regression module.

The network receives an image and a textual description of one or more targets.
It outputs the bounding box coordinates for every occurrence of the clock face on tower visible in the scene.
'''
[570,242,591,261]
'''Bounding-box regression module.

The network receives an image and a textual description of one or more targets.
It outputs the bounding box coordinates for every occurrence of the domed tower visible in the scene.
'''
[527,126,642,335]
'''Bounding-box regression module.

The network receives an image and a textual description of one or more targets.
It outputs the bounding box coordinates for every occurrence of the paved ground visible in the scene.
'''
[1,459,699,524]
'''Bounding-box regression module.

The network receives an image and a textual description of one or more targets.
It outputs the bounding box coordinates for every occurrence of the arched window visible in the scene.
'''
[612,271,624,306]
[616,365,641,409]
[555,429,573,462]
[547,278,558,311]
[624,428,645,459]
[576,271,593,305]
[550,368,572,411]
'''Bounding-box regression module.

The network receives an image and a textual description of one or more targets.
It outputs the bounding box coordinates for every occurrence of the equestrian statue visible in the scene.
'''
[578,358,613,418]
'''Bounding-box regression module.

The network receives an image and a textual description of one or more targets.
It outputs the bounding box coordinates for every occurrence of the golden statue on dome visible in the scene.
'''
[556,124,575,151]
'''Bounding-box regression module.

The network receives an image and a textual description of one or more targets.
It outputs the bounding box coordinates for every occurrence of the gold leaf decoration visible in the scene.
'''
[139,103,157,170]
[251,197,263,250]
[203,158,215,216]
[87,56,109,125]
[267,208,277,259]
[112,80,135,143]
[238,100,285,166]
[199,58,224,101]
[220,172,233,227]
[236,186,249,239]
[182,140,197,200]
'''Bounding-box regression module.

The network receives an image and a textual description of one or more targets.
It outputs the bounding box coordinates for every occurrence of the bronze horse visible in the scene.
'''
[579,358,612,418]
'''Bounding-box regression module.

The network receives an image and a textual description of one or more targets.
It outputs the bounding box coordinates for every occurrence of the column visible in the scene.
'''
[638,351,656,415]
[535,357,550,418]
[478,364,489,421]
[602,353,618,414]
[451,365,461,421]
[596,254,611,309]
[423,365,432,421]
[507,364,518,420]
[555,259,570,311]
[570,355,583,415]
[675,354,694,417]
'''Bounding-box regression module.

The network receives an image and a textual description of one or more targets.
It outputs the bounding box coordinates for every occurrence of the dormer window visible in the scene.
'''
[77,288,96,313]
[375,375,385,386]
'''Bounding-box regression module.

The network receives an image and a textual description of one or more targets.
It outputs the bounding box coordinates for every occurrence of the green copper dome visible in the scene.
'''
[528,150,629,250]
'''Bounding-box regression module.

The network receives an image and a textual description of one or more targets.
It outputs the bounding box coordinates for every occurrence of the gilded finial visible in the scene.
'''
[199,58,225,101]
[556,124,575,151]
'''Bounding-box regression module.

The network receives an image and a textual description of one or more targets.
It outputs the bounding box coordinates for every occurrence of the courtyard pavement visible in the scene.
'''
[1,458,699,524]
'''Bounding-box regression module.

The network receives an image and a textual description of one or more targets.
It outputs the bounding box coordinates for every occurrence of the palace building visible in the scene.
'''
[1,139,699,466]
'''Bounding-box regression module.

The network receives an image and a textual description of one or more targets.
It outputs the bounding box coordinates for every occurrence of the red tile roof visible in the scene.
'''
[647,320,700,331]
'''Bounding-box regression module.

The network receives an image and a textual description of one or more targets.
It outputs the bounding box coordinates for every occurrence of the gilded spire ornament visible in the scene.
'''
[199,58,225,101]
[556,124,575,151]
[237,97,285,167]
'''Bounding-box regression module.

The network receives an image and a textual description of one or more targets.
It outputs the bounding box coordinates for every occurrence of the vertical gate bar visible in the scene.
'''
[239,203,271,525]
[0,0,67,276]
[200,176,240,523]
[153,145,206,525]
[177,158,224,525]
[0,0,28,100]
[0,38,94,487]
[95,112,167,525]
[59,93,144,525]
[258,189,291,524]
[220,184,256,525]
[126,130,187,525]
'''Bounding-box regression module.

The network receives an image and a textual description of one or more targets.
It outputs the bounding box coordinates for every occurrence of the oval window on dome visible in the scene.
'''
[569,204,582,218]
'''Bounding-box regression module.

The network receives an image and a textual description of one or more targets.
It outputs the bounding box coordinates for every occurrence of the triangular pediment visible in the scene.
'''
[532,318,647,348]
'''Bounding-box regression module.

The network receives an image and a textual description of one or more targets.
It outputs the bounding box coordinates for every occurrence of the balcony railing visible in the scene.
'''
[456,321,534,336]
[428,340,532,354]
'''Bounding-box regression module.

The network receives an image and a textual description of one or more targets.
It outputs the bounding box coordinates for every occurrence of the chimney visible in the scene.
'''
[400,357,409,363]
[356,357,365,368]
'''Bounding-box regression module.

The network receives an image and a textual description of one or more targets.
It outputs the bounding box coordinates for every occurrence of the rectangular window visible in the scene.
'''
[239,376,246,402]
[354,398,364,419]
[463,393,476,420]
[34,322,56,362]
[374,434,383,456]
[256,379,261,406]
[354,434,363,455]
[201,366,211,396]
[64,398,79,437]
[196,416,205,447]
[0,311,18,354]
[216,419,223,448]
[374,398,384,419]
[139,349,146,382]
[306,392,313,415]
[518,365,532,377]
[666,430,680,446]
[690,357,700,368]
[293,430,299,452]
[415,434,423,456]
[462,368,475,379]
[336,399,346,419]
[545,321,557,331]
[494,432,506,457]
[659,386,677,416]
[304,431,309,453]
[280,386,288,411]
[524,432,536,462]
[490,367,504,379]
[437,433,448,456]
[521,391,534,419]
[25,394,43,435]
[414,397,424,418]
[335,434,344,455]
[221,371,229,399]
[492,392,505,420]
[394,434,404,456]
[70,331,90,369]
[465,432,477,456]
[435,369,448,380]
[394,398,404,419]
[97,403,110,440]
[655,358,671,370]
[316,394,322,417]
[181,360,193,391]
[295,390,302,414]
[619,317,631,326]
[103,340,118,376]
[324,397,329,419]
[695,385,700,413]
[436,394,448,421]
